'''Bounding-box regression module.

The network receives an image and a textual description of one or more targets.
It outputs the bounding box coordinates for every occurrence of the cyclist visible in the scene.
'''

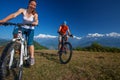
[0,0,38,65]
[57,21,73,53]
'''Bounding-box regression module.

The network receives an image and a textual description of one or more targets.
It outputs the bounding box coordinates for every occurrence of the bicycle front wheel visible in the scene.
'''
[59,42,72,64]
[0,41,22,80]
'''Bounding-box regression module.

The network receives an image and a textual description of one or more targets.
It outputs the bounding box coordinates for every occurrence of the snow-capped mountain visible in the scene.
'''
[34,32,120,49]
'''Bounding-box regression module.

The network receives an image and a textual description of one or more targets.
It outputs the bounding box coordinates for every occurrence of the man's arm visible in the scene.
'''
[67,28,71,35]
[67,28,73,37]
[58,26,62,32]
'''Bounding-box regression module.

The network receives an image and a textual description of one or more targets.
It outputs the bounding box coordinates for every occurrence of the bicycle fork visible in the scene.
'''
[9,43,24,69]
[9,49,15,69]
[19,42,24,67]
[23,41,29,60]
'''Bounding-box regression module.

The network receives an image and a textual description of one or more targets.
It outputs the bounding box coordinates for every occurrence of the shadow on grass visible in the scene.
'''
[38,52,60,63]
[0,67,20,80]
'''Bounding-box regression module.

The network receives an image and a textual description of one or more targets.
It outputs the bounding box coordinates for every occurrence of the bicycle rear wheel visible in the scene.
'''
[0,41,22,80]
[59,42,72,64]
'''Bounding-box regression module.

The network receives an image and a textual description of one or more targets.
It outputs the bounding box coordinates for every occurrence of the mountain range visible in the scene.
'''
[0,39,47,50]
[34,32,120,49]
[0,39,9,46]
[0,32,120,49]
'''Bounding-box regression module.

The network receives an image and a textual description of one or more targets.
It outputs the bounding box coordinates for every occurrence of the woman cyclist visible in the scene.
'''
[0,0,38,65]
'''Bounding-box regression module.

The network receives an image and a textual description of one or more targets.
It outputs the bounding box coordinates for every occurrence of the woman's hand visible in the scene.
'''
[32,22,38,26]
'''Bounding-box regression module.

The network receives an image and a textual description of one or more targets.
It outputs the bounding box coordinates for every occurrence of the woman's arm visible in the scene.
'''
[0,8,24,23]
[32,13,39,25]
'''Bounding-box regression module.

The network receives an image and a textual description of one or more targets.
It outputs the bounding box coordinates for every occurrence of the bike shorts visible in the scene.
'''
[58,34,68,43]
[13,28,34,46]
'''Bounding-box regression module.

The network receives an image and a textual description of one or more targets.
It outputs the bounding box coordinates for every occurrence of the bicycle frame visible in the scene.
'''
[0,22,37,80]
[9,27,28,68]
[58,34,73,64]
[60,35,68,50]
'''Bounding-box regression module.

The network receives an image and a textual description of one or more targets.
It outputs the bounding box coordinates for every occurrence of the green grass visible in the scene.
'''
[21,50,120,80]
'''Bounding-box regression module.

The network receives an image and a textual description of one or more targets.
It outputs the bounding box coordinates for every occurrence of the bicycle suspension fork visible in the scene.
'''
[19,41,24,67]
[9,48,15,69]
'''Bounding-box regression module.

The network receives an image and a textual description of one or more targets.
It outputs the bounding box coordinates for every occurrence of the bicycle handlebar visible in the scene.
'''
[0,22,38,27]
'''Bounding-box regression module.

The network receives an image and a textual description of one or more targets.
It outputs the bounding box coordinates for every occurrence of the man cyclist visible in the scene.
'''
[0,0,38,65]
[58,21,73,53]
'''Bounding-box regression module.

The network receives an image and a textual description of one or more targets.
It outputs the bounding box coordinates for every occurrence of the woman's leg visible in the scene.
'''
[29,45,34,58]
[27,29,35,65]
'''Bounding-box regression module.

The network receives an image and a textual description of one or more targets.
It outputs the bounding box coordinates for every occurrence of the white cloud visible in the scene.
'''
[34,34,82,40]
[86,32,120,38]
[87,33,104,38]
[34,32,120,39]
[34,34,57,39]
[73,36,82,40]
[106,32,120,37]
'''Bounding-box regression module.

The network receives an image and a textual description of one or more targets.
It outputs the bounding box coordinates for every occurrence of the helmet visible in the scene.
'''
[63,21,67,25]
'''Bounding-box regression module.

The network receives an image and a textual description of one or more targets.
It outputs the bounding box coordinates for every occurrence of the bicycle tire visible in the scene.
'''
[59,42,72,64]
[0,41,23,80]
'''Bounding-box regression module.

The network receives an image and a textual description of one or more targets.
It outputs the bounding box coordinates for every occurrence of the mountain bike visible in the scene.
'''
[58,33,73,64]
[0,22,36,80]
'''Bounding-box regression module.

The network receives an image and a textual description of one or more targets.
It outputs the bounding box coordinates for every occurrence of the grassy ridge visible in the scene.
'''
[22,50,120,80]
[74,42,120,53]
[34,41,48,50]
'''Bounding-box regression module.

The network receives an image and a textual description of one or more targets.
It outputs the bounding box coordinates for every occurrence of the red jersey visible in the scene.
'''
[59,25,68,35]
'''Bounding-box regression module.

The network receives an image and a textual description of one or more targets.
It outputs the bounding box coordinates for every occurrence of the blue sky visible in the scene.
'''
[0,0,120,39]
